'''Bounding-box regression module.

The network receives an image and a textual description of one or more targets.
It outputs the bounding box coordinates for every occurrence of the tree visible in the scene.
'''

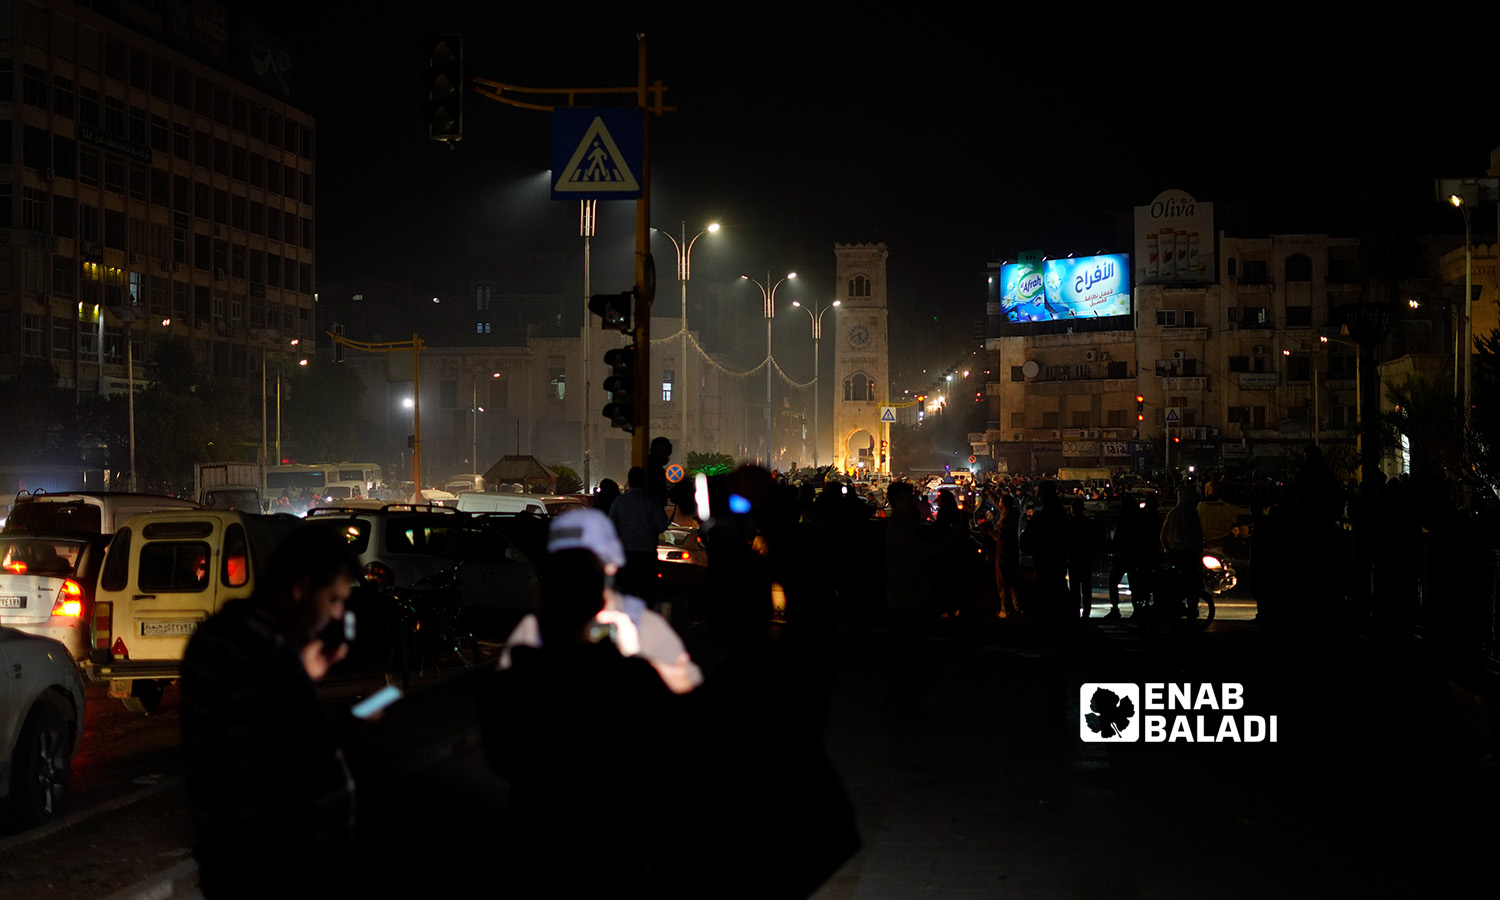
[550,464,582,495]
[2,362,77,465]
[1384,373,1465,503]
[280,363,369,462]
[683,451,735,477]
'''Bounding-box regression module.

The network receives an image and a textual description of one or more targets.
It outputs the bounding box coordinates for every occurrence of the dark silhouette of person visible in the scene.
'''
[992,492,1022,617]
[180,524,362,900]
[1020,481,1070,623]
[609,466,669,604]
[646,435,674,505]
[592,477,620,516]
[1068,498,1102,618]
[481,547,677,898]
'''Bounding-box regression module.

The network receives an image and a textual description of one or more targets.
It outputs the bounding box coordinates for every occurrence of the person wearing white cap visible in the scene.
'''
[498,508,702,693]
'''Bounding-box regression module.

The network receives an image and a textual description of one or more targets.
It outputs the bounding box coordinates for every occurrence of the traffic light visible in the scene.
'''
[589,291,634,333]
[1136,394,1145,422]
[422,34,463,144]
[602,344,637,432]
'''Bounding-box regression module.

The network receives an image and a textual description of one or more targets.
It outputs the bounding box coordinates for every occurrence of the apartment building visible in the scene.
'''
[0,0,314,400]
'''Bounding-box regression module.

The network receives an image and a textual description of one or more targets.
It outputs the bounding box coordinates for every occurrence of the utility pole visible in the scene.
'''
[327,331,426,499]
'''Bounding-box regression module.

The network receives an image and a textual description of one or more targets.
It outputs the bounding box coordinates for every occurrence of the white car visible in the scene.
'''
[0,627,85,829]
[0,534,110,663]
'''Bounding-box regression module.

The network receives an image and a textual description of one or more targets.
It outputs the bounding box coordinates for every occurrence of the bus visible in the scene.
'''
[265,464,338,494]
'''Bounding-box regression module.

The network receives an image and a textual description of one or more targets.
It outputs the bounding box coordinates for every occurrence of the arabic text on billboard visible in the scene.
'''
[1000,254,1130,323]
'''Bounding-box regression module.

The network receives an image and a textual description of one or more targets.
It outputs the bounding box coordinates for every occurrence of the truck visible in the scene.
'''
[194,462,264,514]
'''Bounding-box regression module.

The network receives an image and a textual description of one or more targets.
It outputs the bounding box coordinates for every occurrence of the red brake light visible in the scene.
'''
[4,560,26,574]
[51,579,83,617]
[363,561,395,588]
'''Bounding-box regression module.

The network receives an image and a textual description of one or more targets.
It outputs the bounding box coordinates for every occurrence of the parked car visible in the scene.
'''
[89,510,302,713]
[455,492,547,515]
[306,506,540,618]
[0,533,110,664]
[0,627,85,829]
[4,491,203,536]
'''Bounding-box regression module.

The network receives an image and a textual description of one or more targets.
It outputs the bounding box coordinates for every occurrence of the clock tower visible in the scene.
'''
[831,243,890,476]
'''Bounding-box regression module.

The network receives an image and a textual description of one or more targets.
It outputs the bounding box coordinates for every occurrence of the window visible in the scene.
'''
[662,369,674,403]
[52,318,72,360]
[547,363,566,402]
[138,541,212,593]
[1285,254,1312,282]
[1010,412,1025,428]
[1156,309,1177,327]
[1228,407,1251,424]
[23,315,44,357]
[1182,310,1197,327]
[1240,307,1269,328]
[1287,356,1312,382]
[23,65,49,108]
[1228,355,1250,373]
[847,275,871,298]
[1041,411,1059,429]
[1240,260,1269,284]
[1011,365,1025,382]
[1286,306,1312,327]
[1072,410,1091,428]
[22,188,46,231]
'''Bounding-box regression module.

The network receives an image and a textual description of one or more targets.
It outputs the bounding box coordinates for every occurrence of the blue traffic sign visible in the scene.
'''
[551,108,643,200]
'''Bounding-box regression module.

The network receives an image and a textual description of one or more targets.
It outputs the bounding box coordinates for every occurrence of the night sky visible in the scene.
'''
[251,4,1500,384]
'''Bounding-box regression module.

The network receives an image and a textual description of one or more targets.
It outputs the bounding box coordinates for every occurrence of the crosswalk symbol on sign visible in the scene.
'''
[880,407,897,423]
[1165,407,1182,423]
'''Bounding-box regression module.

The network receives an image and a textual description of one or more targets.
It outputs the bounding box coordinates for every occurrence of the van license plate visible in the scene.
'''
[0,595,25,609]
[141,621,199,637]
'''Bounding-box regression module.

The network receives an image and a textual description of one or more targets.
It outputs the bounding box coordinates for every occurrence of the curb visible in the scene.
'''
[102,858,199,900]
[0,777,183,854]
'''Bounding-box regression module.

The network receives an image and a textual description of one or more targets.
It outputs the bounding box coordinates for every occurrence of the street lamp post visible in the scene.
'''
[581,200,596,491]
[1450,193,1474,426]
[792,299,839,467]
[740,271,796,468]
[654,221,719,454]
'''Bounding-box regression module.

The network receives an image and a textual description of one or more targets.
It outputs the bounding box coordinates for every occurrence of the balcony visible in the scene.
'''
[1162,326,1210,341]
[1164,376,1208,391]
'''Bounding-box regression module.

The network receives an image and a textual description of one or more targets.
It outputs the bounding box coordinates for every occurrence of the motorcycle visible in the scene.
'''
[1202,551,1237,595]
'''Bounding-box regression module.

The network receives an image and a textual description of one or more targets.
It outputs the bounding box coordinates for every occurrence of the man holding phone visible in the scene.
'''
[180,523,364,900]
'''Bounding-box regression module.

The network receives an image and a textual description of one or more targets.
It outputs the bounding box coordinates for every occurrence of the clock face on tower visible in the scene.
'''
[847,324,870,349]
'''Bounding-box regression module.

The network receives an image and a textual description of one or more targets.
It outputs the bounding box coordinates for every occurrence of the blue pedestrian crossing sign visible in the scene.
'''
[879,406,897,423]
[1165,407,1182,424]
[552,108,642,199]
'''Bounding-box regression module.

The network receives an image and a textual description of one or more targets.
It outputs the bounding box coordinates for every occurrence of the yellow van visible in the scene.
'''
[88,510,299,713]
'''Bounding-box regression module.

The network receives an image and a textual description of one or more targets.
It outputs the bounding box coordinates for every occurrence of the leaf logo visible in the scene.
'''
[1079,683,1140,742]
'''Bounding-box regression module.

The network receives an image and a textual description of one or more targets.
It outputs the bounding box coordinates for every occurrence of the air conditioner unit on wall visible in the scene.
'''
[1085,350,1097,362]
[1087,429,1100,439]
[1253,345,1265,356]
[1012,433,1023,441]
[1051,430,1061,439]
[1172,350,1186,360]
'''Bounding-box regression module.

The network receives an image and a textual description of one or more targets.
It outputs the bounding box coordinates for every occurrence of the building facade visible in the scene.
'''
[0,1,314,405]
[832,242,890,476]
[983,233,1374,476]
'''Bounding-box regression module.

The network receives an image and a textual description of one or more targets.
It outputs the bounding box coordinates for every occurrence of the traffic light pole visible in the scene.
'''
[328,331,426,500]
[631,37,653,470]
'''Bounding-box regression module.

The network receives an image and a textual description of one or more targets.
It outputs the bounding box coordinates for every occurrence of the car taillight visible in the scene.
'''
[364,561,395,588]
[3,560,26,574]
[51,579,84,617]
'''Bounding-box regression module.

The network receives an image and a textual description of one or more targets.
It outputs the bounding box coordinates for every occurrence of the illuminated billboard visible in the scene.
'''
[999,254,1131,323]
[1134,189,1215,284]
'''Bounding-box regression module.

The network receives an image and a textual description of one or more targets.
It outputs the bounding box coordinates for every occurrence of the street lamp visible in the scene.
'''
[653,221,719,454]
[1451,192,1473,425]
[740,271,796,468]
[792,299,839,467]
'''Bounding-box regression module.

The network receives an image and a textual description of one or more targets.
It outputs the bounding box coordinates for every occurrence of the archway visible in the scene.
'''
[843,428,875,475]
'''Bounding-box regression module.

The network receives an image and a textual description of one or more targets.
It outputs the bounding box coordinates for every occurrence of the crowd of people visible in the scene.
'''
[178,437,1479,898]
